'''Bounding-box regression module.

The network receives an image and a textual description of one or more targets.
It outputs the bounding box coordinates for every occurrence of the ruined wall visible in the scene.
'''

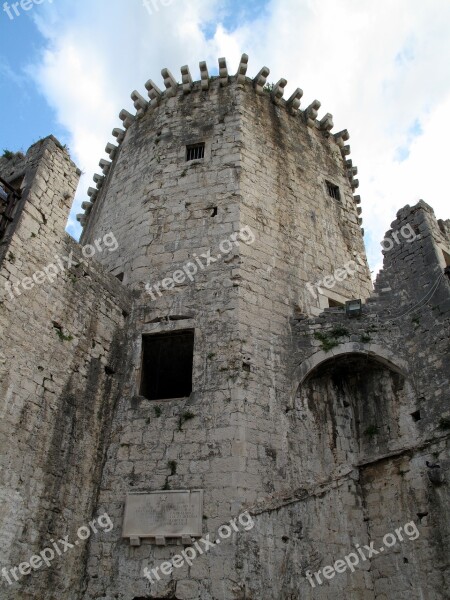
[0,137,132,600]
[243,201,450,599]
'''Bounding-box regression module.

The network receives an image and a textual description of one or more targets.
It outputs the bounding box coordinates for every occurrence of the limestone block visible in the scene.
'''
[105,142,118,159]
[319,112,334,132]
[271,78,288,104]
[181,65,193,93]
[236,53,249,84]
[254,66,270,94]
[81,201,93,213]
[199,61,209,90]
[131,90,149,114]
[87,187,98,201]
[99,159,111,174]
[119,109,135,129]
[218,57,229,86]
[305,99,321,127]
[161,68,178,97]
[145,78,163,107]
[286,88,303,114]
[112,127,126,143]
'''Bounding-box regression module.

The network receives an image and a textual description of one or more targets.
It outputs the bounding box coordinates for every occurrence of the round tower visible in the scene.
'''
[78,55,374,599]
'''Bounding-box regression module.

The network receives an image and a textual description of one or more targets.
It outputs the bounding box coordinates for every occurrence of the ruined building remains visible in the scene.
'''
[0,54,449,600]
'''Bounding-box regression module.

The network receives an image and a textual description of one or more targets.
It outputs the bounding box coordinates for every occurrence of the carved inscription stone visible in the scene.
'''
[122,490,203,542]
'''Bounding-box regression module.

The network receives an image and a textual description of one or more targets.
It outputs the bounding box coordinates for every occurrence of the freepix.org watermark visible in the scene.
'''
[306,223,418,299]
[143,511,255,584]
[145,226,256,300]
[1,513,113,586]
[142,0,176,16]
[306,253,366,300]
[2,0,53,20]
[305,520,420,588]
[4,232,118,301]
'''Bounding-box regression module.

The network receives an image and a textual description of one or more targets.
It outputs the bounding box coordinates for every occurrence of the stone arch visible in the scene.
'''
[292,342,409,394]
[287,345,416,485]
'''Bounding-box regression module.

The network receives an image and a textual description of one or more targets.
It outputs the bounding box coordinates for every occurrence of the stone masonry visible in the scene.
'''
[0,55,449,600]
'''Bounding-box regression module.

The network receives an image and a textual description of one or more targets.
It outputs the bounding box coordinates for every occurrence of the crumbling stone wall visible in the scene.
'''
[255,201,450,599]
[0,137,132,600]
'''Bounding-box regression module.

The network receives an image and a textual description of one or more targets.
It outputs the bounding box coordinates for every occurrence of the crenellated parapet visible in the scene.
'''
[77,54,362,229]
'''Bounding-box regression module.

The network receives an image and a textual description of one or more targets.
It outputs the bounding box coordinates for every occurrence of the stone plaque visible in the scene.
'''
[122,490,203,543]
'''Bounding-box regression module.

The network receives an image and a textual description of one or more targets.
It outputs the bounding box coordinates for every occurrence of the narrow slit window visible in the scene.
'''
[326,180,341,201]
[140,330,194,400]
[186,143,205,161]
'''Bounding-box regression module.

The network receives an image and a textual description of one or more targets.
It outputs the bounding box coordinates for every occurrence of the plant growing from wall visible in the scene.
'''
[52,322,73,342]
[314,327,349,352]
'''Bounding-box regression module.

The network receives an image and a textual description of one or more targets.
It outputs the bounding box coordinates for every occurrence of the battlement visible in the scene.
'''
[77,54,361,232]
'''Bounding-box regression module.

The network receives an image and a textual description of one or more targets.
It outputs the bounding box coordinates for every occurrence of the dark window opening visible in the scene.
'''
[186,143,205,161]
[328,298,344,309]
[211,206,218,217]
[411,410,421,422]
[140,330,194,400]
[115,272,124,282]
[326,180,341,201]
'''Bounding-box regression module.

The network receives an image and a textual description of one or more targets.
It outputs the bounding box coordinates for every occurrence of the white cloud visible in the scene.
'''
[29,0,450,272]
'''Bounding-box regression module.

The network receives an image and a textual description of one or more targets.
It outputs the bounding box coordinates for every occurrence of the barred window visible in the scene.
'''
[325,180,341,201]
[186,143,205,161]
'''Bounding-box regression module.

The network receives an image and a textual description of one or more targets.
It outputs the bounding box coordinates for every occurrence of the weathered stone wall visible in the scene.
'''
[81,78,248,600]
[78,72,376,600]
[0,61,448,600]
[0,137,132,600]
[256,201,449,599]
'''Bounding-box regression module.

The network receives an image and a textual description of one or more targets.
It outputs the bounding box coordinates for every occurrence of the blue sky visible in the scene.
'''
[1,0,449,275]
[0,6,69,150]
[0,0,266,152]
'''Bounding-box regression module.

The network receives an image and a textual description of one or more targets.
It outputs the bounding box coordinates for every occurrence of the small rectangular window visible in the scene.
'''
[326,180,341,201]
[140,330,194,400]
[186,143,205,161]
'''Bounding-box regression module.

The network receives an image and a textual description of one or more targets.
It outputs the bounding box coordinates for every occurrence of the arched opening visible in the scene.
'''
[289,353,416,483]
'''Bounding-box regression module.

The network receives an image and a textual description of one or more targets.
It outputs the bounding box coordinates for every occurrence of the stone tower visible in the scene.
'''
[0,55,449,600]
